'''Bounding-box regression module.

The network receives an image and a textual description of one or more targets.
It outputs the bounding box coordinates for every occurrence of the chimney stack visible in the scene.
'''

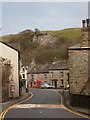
[81,18,90,47]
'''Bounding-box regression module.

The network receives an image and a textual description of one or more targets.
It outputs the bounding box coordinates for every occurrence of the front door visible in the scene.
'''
[54,81,57,89]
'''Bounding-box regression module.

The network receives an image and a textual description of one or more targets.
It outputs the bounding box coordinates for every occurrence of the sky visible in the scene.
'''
[0,2,89,36]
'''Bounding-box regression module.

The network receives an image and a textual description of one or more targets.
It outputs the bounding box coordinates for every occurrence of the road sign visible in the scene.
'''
[10,84,15,91]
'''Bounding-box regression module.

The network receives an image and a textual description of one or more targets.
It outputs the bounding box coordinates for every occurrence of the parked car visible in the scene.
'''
[41,82,55,89]
[33,84,37,88]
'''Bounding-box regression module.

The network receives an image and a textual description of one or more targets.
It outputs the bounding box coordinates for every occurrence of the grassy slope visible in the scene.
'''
[43,28,81,41]
[1,28,81,42]
[0,28,82,65]
[0,34,16,42]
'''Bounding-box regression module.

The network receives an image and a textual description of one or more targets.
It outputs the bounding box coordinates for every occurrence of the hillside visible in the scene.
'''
[0,28,82,65]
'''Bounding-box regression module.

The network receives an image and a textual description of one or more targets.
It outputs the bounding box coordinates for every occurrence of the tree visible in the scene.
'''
[34,28,40,33]
[0,57,13,102]
[34,28,41,37]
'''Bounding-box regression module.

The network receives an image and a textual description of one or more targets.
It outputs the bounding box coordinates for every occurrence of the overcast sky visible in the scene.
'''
[0,2,88,36]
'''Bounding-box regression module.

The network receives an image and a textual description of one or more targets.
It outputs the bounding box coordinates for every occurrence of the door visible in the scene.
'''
[54,81,57,89]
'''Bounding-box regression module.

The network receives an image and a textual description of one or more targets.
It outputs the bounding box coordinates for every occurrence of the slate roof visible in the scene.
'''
[7,43,20,52]
[28,61,69,74]
[28,64,49,74]
[49,61,68,70]
[0,41,20,52]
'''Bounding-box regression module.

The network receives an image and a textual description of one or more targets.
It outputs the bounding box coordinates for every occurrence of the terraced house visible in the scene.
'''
[68,18,90,108]
[49,61,69,89]
[27,61,69,89]
[27,64,50,87]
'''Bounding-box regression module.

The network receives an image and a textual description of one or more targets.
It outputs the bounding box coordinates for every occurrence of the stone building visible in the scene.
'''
[27,64,50,87]
[27,61,69,89]
[68,18,90,108]
[49,61,69,89]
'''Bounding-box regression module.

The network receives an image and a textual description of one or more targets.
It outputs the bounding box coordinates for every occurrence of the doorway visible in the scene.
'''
[54,81,57,89]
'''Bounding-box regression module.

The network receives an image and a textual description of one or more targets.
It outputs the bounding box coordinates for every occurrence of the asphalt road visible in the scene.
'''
[4,89,89,120]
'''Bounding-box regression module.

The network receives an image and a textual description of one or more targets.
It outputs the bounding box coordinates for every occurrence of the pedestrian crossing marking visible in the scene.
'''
[14,104,64,109]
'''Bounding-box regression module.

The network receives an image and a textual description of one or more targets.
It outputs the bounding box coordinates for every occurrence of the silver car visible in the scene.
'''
[41,83,55,89]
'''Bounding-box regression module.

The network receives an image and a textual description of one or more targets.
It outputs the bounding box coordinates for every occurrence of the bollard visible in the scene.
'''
[26,88,28,93]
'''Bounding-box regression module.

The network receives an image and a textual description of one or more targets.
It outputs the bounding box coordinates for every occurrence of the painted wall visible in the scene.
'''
[20,66,28,88]
[0,42,19,97]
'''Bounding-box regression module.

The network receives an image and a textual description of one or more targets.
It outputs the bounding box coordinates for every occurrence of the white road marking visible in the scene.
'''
[14,104,63,109]
[38,105,40,107]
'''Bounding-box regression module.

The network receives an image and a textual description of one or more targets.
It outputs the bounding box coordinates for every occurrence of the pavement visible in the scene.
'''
[58,89,90,117]
[0,87,30,112]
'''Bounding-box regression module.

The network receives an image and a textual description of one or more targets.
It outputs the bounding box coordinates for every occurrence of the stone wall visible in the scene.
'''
[27,73,50,87]
[68,49,90,95]
[70,94,90,109]
[81,27,90,47]
[27,70,69,89]
[49,70,69,89]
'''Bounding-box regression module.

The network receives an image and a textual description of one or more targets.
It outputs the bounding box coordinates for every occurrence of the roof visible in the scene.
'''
[8,43,20,52]
[0,41,20,52]
[49,61,68,70]
[28,64,49,74]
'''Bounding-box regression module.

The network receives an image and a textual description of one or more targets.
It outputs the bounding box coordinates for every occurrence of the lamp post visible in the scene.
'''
[34,68,36,84]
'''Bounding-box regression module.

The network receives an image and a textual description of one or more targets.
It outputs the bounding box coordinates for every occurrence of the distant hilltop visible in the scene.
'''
[0,28,82,65]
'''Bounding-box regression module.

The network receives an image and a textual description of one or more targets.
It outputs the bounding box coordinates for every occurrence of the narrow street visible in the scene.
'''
[3,89,89,119]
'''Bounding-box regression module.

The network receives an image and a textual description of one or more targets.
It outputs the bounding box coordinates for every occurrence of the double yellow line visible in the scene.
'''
[0,90,90,119]
[0,92,33,119]
[55,91,90,119]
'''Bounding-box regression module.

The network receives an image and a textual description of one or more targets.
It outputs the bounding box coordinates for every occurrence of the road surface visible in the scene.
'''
[3,89,89,119]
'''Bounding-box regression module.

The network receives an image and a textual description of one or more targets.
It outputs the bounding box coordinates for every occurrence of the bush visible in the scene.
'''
[0,57,13,102]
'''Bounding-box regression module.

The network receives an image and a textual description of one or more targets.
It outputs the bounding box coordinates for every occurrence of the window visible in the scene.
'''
[50,72,53,78]
[67,73,69,84]
[22,74,25,79]
[22,67,25,72]
[44,74,47,79]
[61,80,64,86]
[60,72,64,77]
[31,75,34,80]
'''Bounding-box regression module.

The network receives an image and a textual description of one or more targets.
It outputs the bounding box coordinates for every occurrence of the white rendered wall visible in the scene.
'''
[0,42,19,97]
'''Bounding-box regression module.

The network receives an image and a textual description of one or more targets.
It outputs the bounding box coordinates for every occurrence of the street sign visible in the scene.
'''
[10,84,15,91]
